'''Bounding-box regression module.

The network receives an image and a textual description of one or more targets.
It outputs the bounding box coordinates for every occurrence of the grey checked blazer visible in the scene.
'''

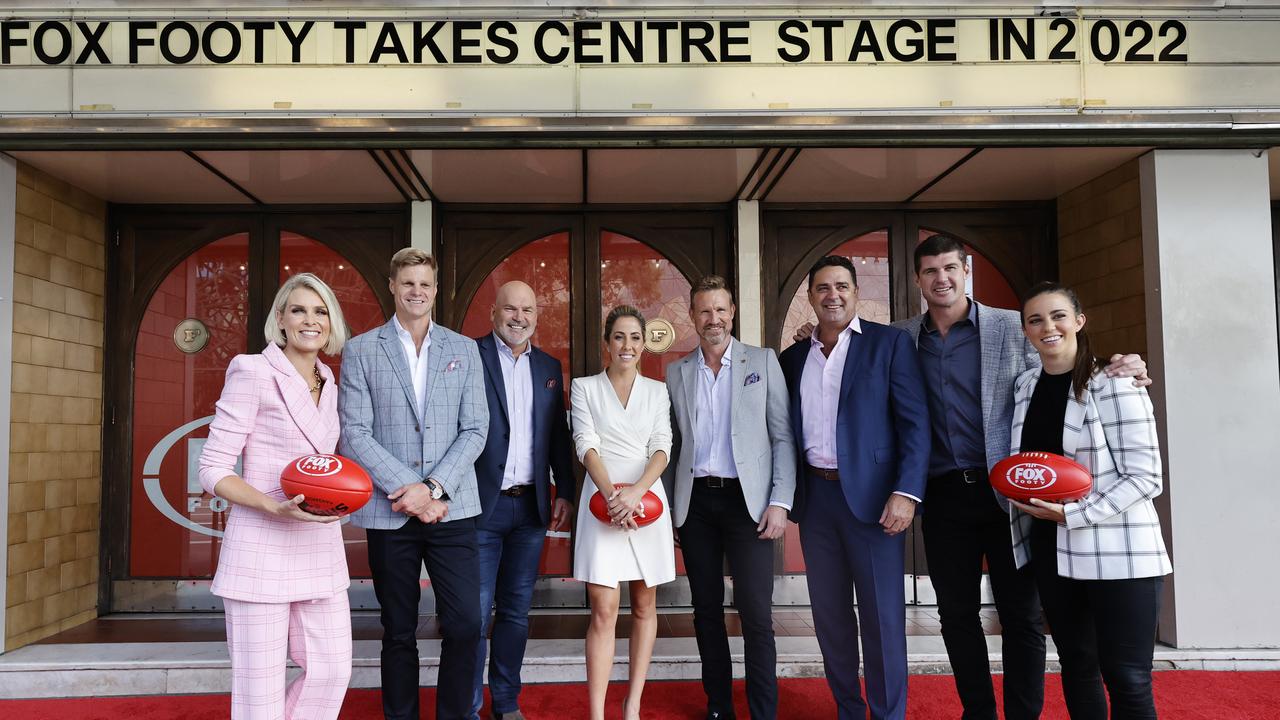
[339,319,489,529]
[662,339,797,527]
[1009,368,1172,580]
[896,302,1036,510]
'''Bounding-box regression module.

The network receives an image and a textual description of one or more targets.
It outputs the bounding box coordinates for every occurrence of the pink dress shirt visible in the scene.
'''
[198,343,350,603]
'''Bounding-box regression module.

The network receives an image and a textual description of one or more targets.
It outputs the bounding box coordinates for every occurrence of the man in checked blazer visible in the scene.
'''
[341,248,489,720]
[663,275,796,720]
[894,234,1147,720]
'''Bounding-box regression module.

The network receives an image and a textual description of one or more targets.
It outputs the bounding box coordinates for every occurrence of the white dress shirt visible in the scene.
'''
[693,341,736,479]
[800,317,919,502]
[494,333,535,490]
[393,315,431,420]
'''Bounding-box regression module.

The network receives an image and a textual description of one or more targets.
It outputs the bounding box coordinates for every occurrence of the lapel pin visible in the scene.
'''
[446,359,461,372]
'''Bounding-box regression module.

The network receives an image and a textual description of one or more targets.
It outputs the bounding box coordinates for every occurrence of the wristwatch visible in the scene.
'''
[424,478,445,500]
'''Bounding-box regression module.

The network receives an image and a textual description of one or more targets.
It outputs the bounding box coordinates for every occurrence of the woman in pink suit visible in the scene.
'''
[198,272,354,720]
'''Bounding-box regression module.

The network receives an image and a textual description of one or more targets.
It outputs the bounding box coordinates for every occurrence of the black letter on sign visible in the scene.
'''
[1048,18,1076,61]
[848,20,884,62]
[574,21,603,63]
[681,21,715,63]
[413,21,447,64]
[75,22,110,64]
[534,21,569,64]
[243,21,273,63]
[453,21,482,64]
[279,21,314,64]
[813,19,841,62]
[887,19,924,62]
[160,22,198,64]
[335,21,365,64]
[999,18,1034,61]
[202,21,241,64]
[129,22,156,64]
[928,19,957,61]
[487,21,518,64]
[649,21,677,63]
[370,22,408,64]
[34,22,71,65]
[778,20,809,62]
[610,21,643,63]
[2,22,29,65]
[720,20,750,62]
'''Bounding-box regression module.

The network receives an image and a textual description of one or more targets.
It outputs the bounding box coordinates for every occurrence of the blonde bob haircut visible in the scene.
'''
[264,273,350,355]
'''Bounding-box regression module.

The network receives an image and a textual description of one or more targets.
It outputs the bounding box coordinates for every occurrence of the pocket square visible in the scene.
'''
[744,372,760,386]
[446,359,461,373]
[545,378,558,389]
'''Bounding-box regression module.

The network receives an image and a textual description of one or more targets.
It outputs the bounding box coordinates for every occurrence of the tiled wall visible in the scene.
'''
[6,163,105,650]
[1056,159,1147,357]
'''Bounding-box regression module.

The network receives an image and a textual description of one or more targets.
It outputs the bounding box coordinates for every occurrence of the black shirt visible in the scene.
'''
[1020,370,1072,455]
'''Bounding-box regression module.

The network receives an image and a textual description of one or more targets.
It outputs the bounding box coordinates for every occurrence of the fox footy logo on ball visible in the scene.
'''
[295,455,343,477]
[1005,457,1058,491]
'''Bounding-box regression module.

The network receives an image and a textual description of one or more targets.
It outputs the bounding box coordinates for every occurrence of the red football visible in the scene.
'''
[990,451,1093,504]
[279,454,373,517]
[588,484,664,528]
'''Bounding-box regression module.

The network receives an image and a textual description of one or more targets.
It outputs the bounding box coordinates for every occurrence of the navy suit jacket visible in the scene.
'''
[779,319,932,525]
[474,333,576,526]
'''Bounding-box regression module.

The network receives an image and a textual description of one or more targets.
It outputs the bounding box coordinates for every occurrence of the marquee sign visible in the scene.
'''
[1,9,1278,116]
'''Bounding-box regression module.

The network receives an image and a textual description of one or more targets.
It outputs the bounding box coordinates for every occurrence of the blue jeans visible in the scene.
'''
[471,491,546,718]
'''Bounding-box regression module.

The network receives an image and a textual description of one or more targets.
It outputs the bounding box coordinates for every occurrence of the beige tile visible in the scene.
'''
[74,530,98,559]
[78,371,103,400]
[64,343,96,371]
[29,278,66,313]
[5,599,43,637]
[65,288,102,320]
[43,535,68,567]
[12,274,34,305]
[49,255,83,288]
[27,450,64,482]
[48,311,80,342]
[79,318,105,348]
[50,201,81,235]
[76,425,101,451]
[32,223,69,257]
[62,397,101,425]
[9,452,29,483]
[45,368,80,398]
[12,334,33,364]
[14,243,52,282]
[61,558,96,592]
[45,478,78,509]
[30,336,65,367]
[25,508,59,542]
[6,570,28,610]
[13,362,50,396]
[67,235,105,270]
[62,452,98,479]
[79,214,106,244]
[9,422,36,453]
[16,160,37,188]
[8,540,43,575]
[72,505,98,533]
[13,303,51,337]
[28,395,64,424]
[16,185,52,224]
[11,482,46,514]
[58,507,76,535]
[8,512,27,545]
[82,267,106,294]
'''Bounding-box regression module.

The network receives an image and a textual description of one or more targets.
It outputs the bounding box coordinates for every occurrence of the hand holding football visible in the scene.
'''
[589,483,664,528]
[989,451,1093,504]
[278,454,373,517]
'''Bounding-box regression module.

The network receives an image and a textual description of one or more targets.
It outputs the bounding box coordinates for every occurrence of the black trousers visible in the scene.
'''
[1030,519,1163,720]
[922,472,1046,720]
[367,517,482,720]
[679,480,778,720]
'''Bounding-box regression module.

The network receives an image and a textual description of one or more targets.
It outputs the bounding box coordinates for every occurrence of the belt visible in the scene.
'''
[500,485,533,497]
[694,475,738,489]
[930,468,986,485]
[805,464,840,481]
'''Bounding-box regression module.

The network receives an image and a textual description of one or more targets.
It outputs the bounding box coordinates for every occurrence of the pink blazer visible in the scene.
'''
[198,342,349,603]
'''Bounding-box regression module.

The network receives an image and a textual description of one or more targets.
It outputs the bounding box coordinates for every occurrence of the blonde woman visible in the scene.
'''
[198,273,353,720]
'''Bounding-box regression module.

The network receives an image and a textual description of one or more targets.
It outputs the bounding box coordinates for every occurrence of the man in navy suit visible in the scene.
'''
[779,256,931,720]
[470,280,575,720]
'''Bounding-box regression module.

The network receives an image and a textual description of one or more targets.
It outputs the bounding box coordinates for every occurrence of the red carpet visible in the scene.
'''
[2,672,1276,718]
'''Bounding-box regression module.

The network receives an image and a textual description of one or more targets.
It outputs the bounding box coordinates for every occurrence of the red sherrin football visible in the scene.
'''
[279,454,373,517]
[989,451,1093,504]
[588,483,664,527]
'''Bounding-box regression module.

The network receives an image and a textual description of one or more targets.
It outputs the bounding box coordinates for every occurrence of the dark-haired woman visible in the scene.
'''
[571,305,675,720]
[1009,282,1171,719]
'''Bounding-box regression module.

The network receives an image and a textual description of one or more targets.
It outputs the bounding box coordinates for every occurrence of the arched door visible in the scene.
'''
[104,208,404,612]
[440,209,731,607]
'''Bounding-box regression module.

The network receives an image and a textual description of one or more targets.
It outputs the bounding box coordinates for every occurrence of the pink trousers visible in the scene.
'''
[223,592,353,720]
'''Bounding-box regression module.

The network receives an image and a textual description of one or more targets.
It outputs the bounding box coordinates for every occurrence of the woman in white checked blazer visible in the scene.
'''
[198,273,354,720]
[1009,281,1171,720]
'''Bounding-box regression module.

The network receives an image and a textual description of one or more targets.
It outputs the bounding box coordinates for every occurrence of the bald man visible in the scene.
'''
[470,281,575,720]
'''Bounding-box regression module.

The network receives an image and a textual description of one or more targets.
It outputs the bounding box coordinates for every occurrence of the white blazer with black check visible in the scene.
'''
[1009,368,1172,580]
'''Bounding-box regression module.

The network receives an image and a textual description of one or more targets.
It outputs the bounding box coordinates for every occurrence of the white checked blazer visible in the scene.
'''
[339,319,489,529]
[1009,367,1172,580]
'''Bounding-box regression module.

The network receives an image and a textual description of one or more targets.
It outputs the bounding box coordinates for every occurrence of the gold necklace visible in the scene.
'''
[310,366,324,392]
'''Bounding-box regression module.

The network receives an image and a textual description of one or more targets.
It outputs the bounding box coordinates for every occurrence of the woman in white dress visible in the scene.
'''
[571,305,675,720]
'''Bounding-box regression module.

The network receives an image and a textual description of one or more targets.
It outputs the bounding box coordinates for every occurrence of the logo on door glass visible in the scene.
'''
[173,318,209,354]
[645,318,676,354]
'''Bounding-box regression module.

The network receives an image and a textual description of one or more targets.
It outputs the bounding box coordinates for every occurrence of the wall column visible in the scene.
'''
[1139,149,1280,648]
[0,155,16,653]
[411,200,434,255]
[736,200,763,346]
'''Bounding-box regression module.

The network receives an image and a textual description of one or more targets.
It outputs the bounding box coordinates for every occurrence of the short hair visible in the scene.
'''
[389,247,437,280]
[914,234,969,273]
[265,273,349,355]
[807,255,858,289]
[604,304,646,341]
[689,275,734,305]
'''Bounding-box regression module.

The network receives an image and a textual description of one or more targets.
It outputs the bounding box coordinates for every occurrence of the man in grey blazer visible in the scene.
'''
[899,234,1147,720]
[663,275,796,720]
[340,248,489,720]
